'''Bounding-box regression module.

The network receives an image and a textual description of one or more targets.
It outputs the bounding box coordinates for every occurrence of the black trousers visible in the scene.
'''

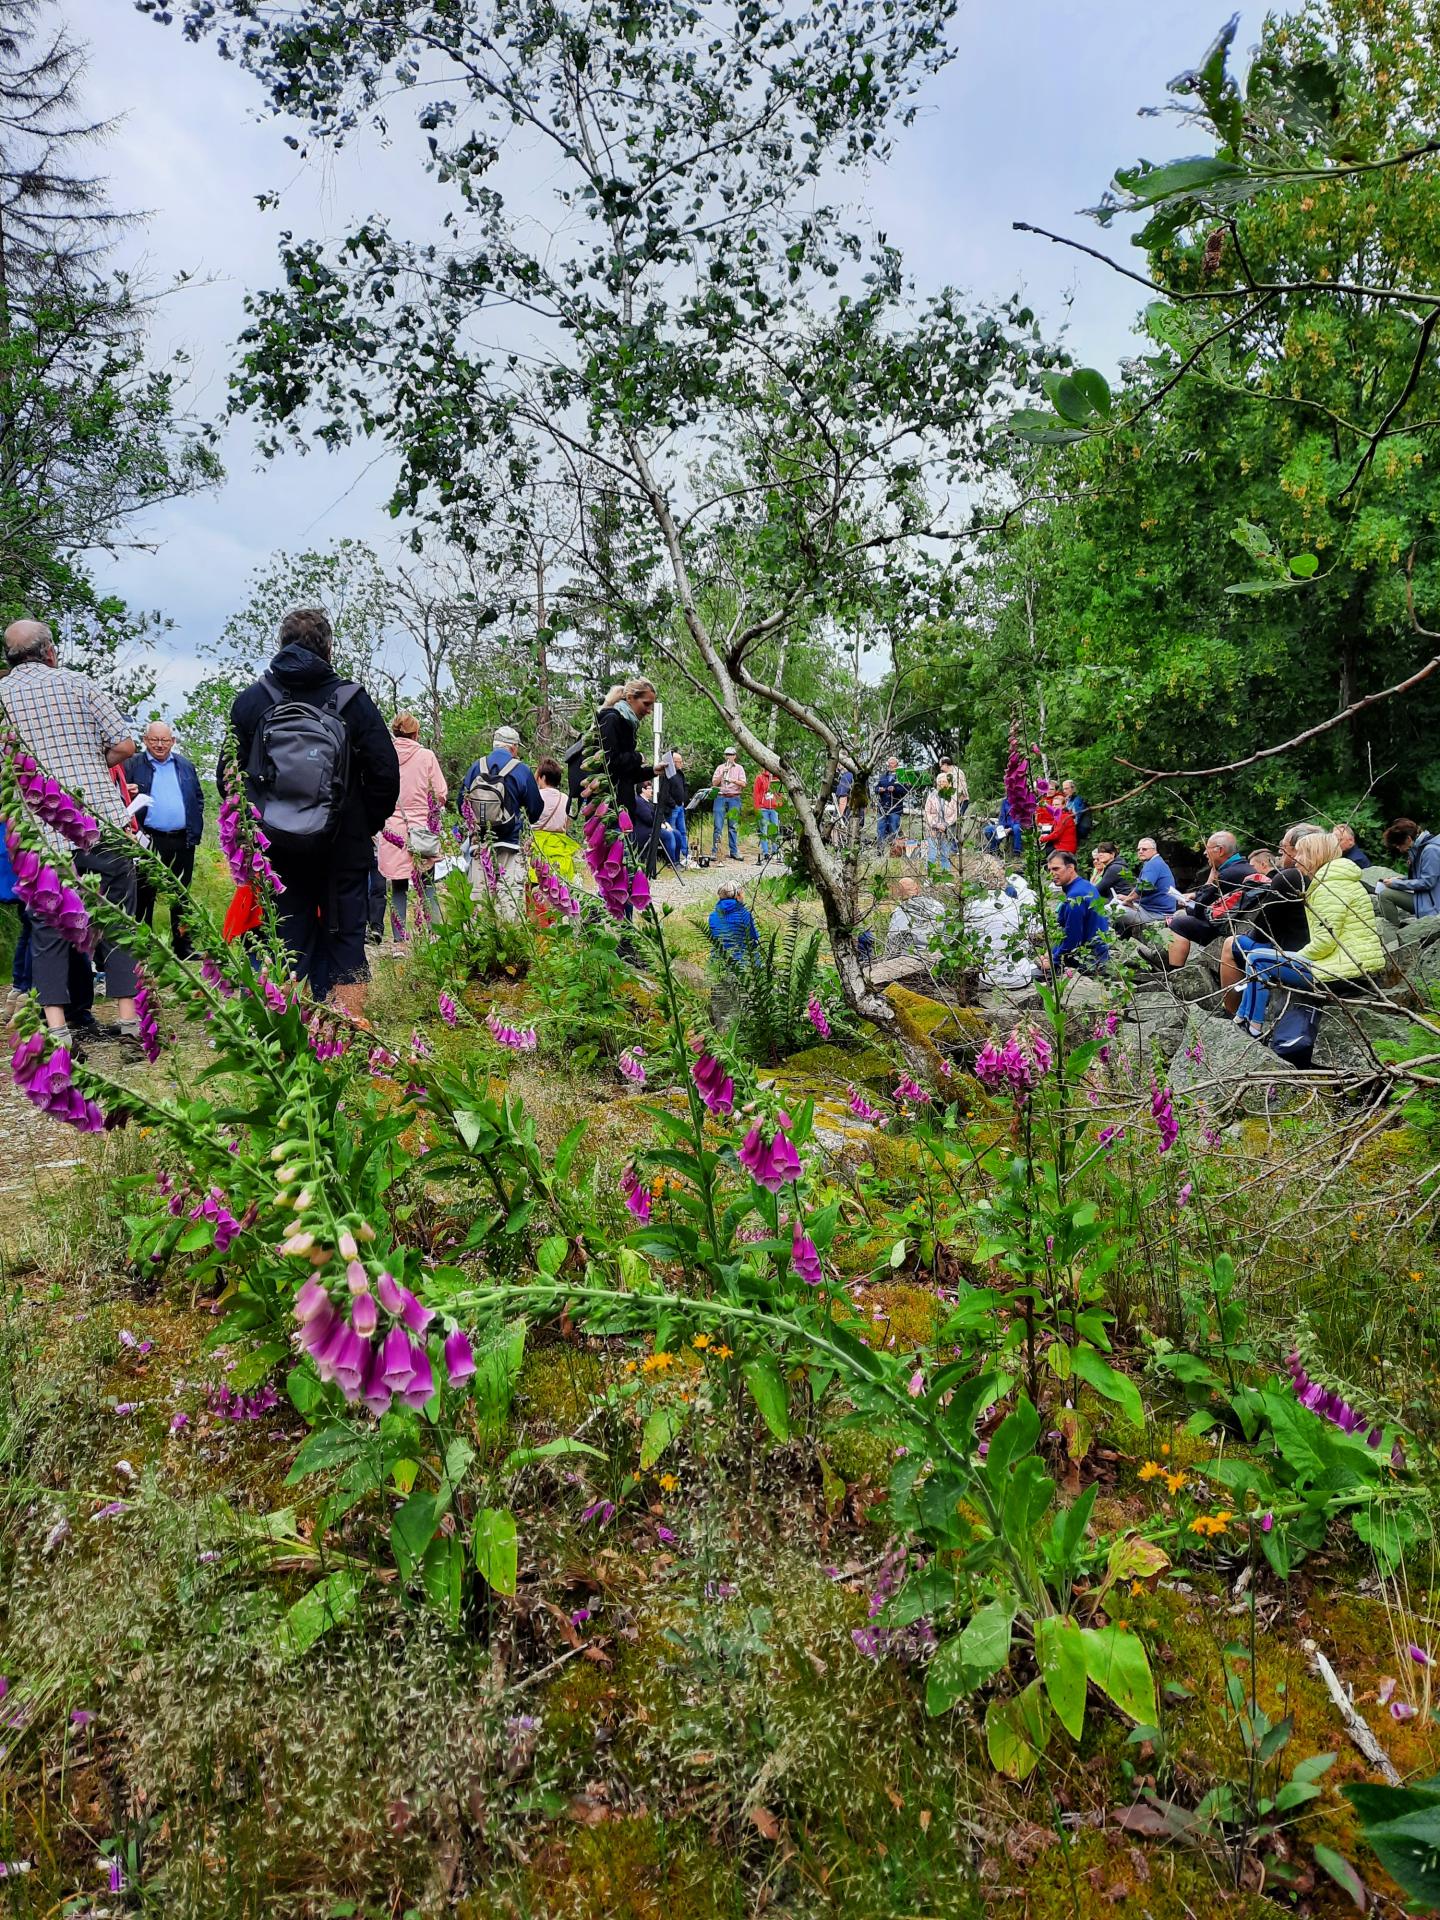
[136,829,195,959]
[32,847,137,1010]
[273,859,370,999]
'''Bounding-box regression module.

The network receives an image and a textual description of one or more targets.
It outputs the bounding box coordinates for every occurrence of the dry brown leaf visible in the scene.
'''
[749,1806,782,1841]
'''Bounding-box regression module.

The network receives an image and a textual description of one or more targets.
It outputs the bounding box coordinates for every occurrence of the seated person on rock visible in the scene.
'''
[632,777,681,872]
[1335,823,1371,871]
[966,855,1037,988]
[1377,818,1440,927]
[884,875,948,963]
[1090,841,1131,903]
[708,882,760,961]
[1039,849,1110,976]
[1164,831,1255,970]
[1112,835,1179,935]
[1217,823,1317,1016]
[1247,847,1275,876]
[1231,830,1386,1036]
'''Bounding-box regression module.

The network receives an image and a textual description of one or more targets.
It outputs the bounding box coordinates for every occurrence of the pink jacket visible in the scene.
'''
[376,736,448,882]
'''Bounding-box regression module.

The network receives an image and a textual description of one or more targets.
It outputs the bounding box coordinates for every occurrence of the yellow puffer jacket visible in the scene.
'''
[1293,857,1386,981]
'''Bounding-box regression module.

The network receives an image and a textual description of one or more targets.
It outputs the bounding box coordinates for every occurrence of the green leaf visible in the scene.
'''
[640,1404,686,1470]
[1070,368,1112,418]
[228,1343,288,1392]
[1068,1347,1143,1430]
[1344,1776,1440,1904]
[1312,1845,1366,1911]
[1080,1624,1157,1725]
[276,1569,362,1660]
[925,1597,1018,1714]
[1287,552,1319,578]
[1036,1616,1088,1740]
[287,1423,372,1484]
[742,1358,789,1442]
[391,1490,439,1583]
[421,1534,464,1631]
[985,1680,1051,1781]
[500,1437,607,1473]
[536,1234,569,1276]
[473,1506,518,1596]
[176,1222,217,1253]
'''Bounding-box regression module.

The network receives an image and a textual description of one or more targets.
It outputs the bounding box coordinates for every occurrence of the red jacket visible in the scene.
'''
[1038,802,1077,856]
[753,771,781,811]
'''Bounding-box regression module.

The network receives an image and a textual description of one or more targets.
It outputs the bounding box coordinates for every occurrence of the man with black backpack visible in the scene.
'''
[226,607,400,1007]
[461,724,543,918]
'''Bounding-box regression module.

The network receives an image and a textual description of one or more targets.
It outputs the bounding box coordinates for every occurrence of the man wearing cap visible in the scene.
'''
[461,724,544,919]
[711,746,746,861]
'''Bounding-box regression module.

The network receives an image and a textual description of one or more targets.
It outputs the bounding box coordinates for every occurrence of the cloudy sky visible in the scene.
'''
[73,0,1244,709]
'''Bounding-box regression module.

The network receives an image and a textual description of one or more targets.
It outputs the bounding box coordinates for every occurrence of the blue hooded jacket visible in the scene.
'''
[708,895,759,958]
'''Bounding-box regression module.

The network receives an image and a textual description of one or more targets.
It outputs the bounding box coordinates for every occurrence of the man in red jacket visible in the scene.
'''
[753,767,782,859]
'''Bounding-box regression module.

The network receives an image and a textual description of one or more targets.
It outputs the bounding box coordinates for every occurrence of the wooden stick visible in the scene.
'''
[1302,1639,1403,1784]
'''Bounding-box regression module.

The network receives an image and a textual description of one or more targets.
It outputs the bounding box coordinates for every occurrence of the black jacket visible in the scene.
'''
[1190,853,1255,914]
[1093,857,1131,901]
[661,766,688,813]
[597,702,650,813]
[1247,865,1310,949]
[225,643,400,869]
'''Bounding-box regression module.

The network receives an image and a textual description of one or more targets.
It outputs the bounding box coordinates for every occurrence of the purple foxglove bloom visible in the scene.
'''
[618,1047,646,1086]
[376,1271,405,1316]
[400,1288,434,1336]
[1150,1082,1179,1154]
[402,1344,436,1410]
[791,1223,823,1286]
[350,1290,378,1338]
[379,1325,418,1394]
[1002,732,1039,830]
[293,1277,330,1325]
[692,1052,735,1116]
[806,995,831,1039]
[847,1086,884,1123]
[1410,1644,1432,1667]
[311,1314,351,1383]
[361,1345,393,1416]
[333,1329,370,1402]
[438,992,459,1028]
[444,1328,476,1385]
[737,1123,802,1193]
[621,1163,652,1225]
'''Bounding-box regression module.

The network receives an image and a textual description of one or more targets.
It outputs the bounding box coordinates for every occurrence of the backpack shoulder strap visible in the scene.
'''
[498,756,520,780]
[325,681,362,715]
[259,675,284,705]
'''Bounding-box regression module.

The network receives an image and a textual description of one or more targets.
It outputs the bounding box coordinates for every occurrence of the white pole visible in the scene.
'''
[653,697,663,771]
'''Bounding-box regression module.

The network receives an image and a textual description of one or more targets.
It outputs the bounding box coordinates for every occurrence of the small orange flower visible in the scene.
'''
[641,1351,674,1375]
[1164,1471,1188,1495]
[658,1472,678,1492]
[712,1343,733,1360]
[692,1333,711,1350]
[1160,1442,1171,1457]
[1138,1461,1163,1482]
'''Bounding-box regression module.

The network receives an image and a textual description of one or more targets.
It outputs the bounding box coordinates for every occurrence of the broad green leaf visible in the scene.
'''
[925,1597,1018,1716]
[1312,1845,1366,1911]
[276,1569,362,1660]
[473,1506,518,1596]
[1045,1483,1098,1576]
[1069,1346,1143,1430]
[742,1358,789,1442]
[176,1221,217,1254]
[1345,1776,1440,1904]
[1287,552,1319,578]
[985,1679,1051,1781]
[1036,1616,1088,1740]
[536,1233,569,1276]
[421,1534,463,1631]
[226,1343,288,1392]
[287,1423,373,1484]
[1080,1624,1157,1725]
[1070,368,1112,418]
[640,1404,686,1470]
[391,1490,439,1582]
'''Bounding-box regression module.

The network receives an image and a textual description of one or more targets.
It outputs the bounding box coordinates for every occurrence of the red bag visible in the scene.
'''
[1206,887,1246,926]
[223,884,263,941]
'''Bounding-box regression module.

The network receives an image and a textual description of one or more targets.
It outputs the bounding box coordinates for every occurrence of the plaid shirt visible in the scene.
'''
[1,661,134,845]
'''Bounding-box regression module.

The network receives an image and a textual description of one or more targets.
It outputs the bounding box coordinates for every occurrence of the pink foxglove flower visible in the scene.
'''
[1151,1081,1179,1154]
[791,1222,823,1286]
[692,1052,734,1116]
[621,1163,652,1224]
[618,1047,646,1086]
[736,1121,802,1192]
[438,992,460,1028]
[806,996,831,1039]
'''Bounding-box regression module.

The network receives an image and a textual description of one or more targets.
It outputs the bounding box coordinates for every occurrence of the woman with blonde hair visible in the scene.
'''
[1232,828,1385,1036]
[375,713,447,939]
[596,677,657,816]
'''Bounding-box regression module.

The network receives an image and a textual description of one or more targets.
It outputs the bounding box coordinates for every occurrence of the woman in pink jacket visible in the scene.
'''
[375,714,448,939]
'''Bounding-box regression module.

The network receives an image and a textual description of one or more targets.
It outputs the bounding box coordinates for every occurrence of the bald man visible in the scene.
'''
[0,620,142,1048]
[1164,831,1255,970]
[124,720,205,958]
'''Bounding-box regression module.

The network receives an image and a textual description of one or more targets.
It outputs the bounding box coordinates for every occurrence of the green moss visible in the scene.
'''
[517,1344,607,1428]
[988,1824,1271,1916]
[824,1415,897,1485]
[462,1817,744,1920]
[777,1040,896,1092]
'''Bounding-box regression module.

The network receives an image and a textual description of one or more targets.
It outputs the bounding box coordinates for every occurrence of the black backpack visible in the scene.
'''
[1269,998,1321,1069]
[244,675,360,854]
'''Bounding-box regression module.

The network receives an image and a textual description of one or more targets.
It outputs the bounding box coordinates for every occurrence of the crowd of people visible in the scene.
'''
[2,608,1437,1067]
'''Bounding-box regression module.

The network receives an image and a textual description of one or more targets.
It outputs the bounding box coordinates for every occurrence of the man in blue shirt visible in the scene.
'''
[124,721,205,959]
[876,757,904,852]
[1112,834,1179,935]
[1043,849,1110,973]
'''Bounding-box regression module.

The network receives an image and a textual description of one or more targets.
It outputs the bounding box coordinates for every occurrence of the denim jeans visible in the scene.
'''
[712,794,740,856]
[877,812,902,850]
[669,804,689,859]
[1234,936,1316,1028]
[758,805,780,856]
[925,832,955,874]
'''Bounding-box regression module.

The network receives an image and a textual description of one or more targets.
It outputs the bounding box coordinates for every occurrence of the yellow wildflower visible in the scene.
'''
[658,1472,678,1492]
[692,1333,711,1350]
[1138,1461,1164,1482]
[1160,1442,1171,1457]
[712,1344,733,1360]
[1164,1471,1188,1495]
[641,1351,674,1375]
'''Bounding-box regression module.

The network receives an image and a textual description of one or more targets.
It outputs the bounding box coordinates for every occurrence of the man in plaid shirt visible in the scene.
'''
[1,620,143,1051]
